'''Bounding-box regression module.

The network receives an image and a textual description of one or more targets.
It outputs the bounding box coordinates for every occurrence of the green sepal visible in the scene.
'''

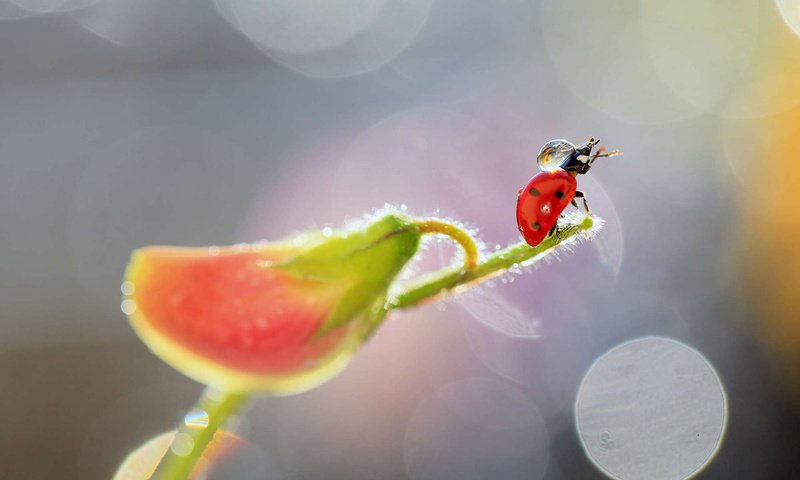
[360,294,391,341]
[274,213,421,335]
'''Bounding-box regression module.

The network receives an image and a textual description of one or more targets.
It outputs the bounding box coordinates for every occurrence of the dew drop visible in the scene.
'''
[322,227,333,237]
[120,299,137,315]
[184,409,209,429]
[120,281,135,296]
[537,139,576,172]
[170,433,195,456]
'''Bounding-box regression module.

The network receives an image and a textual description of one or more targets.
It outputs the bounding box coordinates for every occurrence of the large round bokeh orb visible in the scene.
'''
[575,337,727,480]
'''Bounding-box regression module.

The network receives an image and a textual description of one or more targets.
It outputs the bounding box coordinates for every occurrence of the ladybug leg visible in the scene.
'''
[574,190,591,215]
[548,223,562,240]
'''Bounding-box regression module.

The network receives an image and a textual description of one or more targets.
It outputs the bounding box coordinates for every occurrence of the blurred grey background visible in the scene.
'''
[2,0,800,479]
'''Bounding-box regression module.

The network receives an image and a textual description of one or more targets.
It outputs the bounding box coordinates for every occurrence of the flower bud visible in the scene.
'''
[123,213,421,394]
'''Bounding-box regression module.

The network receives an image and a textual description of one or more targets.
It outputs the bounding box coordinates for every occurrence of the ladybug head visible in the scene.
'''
[561,136,620,175]
[576,136,600,155]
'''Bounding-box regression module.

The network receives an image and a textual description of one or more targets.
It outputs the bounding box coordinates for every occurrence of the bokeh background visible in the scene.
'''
[2,0,800,478]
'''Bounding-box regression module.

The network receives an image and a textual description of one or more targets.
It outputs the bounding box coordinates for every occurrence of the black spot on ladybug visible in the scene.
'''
[529,187,540,196]
[555,191,564,199]
[531,222,541,231]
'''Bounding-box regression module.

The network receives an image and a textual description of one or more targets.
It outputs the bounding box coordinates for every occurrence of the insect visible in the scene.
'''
[516,136,621,247]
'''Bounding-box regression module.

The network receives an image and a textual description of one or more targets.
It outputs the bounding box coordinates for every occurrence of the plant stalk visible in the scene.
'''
[149,388,248,480]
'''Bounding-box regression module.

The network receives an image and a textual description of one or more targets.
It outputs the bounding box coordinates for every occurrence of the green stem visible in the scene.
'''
[149,388,248,480]
[412,218,480,270]
[148,215,594,480]
[390,215,594,310]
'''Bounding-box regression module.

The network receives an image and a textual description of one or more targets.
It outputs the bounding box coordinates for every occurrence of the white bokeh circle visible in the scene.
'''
[640,0,760,115]
[75,0,210,53]
[215,0,432,78]
[575,337,727,480]
[775,0,800,40]
[540,0,701,124]
[219,0,386,55]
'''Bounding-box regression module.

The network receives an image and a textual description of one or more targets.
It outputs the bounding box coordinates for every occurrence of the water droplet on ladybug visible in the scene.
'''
[537,139,575,172]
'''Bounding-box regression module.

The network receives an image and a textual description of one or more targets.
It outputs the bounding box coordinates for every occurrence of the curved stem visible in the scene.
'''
[149,388,248,480]
[390,216,594,310]
[412,219,480,270]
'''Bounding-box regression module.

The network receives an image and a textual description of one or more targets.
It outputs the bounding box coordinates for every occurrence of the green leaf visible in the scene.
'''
[274,213,422,334]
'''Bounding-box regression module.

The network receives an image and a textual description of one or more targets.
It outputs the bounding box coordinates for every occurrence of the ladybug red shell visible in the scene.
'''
[516,170,577,246]
[516,137,621,247]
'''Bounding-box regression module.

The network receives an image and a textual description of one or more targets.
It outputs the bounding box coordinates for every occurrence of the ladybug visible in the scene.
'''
[516,136,621,247]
